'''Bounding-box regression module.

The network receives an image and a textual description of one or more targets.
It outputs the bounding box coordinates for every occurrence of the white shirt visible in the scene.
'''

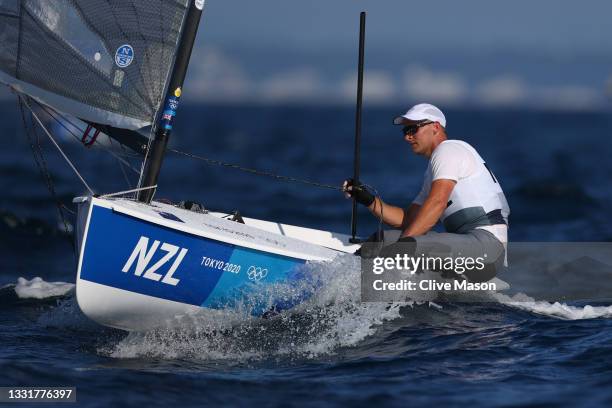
[413,140,510,244]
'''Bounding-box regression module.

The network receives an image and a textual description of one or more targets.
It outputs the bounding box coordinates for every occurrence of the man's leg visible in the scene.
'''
[379,229,505,282]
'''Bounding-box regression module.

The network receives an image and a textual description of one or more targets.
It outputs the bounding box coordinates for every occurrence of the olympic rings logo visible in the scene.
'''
[247,266,268,281]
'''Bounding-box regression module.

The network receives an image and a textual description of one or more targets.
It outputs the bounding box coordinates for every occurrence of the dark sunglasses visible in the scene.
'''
[402,121,434,136]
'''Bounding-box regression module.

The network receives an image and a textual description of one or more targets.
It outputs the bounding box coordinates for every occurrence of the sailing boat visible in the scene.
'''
[1,0,359,331]
[1,2,508,331]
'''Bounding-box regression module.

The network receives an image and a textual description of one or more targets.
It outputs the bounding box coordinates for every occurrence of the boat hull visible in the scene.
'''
[75,196,355,331]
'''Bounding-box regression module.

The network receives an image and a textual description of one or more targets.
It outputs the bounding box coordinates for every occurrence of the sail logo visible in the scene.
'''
[115,44,134,68]
[121,236,188,286]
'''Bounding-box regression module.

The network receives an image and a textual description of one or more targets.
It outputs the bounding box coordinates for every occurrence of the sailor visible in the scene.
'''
[343,103,510,282]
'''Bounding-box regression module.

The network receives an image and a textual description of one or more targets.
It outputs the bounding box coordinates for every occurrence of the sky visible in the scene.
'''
[198,0,612,54]
[3,0,612,110]
[183,0,612,109]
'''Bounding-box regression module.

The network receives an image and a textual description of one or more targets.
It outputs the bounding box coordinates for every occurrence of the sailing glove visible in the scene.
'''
[342,178,375,207]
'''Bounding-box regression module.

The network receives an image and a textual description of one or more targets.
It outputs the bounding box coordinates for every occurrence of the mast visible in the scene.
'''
[138,0,204,203]
[350,12,366,243]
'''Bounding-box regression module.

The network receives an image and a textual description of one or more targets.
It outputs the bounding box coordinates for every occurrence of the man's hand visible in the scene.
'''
[342,178,375,207]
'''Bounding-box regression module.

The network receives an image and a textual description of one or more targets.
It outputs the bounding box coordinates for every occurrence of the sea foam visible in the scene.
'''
[104,254,406,360]
[495,292,612,320]
[14,277,74,299]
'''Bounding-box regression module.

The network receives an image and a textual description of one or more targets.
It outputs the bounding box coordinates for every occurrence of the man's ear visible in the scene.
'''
[432,122,440,134]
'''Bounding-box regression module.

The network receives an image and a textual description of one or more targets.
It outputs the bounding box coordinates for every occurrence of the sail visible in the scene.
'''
[0,0,189,130]
[86,121,149,155]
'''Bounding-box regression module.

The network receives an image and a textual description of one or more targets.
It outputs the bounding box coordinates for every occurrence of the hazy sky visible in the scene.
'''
[2,0,612,109]
[198,0,612,54]
[179,0,612,109]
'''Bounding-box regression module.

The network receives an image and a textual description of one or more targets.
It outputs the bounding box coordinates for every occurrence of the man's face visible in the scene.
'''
[402,121,436,156]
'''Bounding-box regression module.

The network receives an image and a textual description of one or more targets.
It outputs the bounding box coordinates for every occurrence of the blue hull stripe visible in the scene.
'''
[80,205,305,309]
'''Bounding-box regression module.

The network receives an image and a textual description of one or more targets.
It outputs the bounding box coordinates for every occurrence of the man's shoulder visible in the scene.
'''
[440,139,474,149]
[430,139,481,180]
[432,139,474,159]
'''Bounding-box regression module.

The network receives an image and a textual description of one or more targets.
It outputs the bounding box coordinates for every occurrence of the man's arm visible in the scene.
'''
[366,198,419,229]
[401,203,421,229]
[401,179,455,237]
[343,179,424,228]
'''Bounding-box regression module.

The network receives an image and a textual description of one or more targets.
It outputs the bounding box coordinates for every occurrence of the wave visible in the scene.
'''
[0,277,98,330]
[495,292,612,320]
[103,295,612,364]
[102,254,408,360]
[103,258,612,361]
[8,268,610,362]
[14,277,74,299]
[0,277,74,305]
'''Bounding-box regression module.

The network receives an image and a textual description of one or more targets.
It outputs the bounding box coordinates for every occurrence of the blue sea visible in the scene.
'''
[1,101,612,407]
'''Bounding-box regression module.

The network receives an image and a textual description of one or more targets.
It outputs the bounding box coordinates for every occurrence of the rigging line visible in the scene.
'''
[20,101,58,205]
[118,157,134,189]
[36,97,142,165]
[106,136,133,188]
[107,136,135,188]
[21,97,95,195]
[106,148,140,175]
[18,99,76,235]
[100,185,157,198]
[40,107,141,171]
[363,184,384,245]
[26,110,77,252]
[37,102,88,136]
[33,137,77,220]
[136,123,155,189]
[167,148,343,191]
[0,11,19,18]
[36,102,142,174]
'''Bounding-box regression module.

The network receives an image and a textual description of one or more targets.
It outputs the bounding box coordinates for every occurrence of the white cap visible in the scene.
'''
[393,103,446,128]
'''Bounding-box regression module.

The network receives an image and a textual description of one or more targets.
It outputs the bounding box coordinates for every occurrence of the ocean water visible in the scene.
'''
[1,101,612,407]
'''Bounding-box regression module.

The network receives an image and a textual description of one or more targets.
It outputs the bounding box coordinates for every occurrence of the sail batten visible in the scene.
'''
[0,0,189,130]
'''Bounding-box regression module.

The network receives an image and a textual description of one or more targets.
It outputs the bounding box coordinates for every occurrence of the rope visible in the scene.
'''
[21,97,95,195]
[26,96,345,195]
[35,101,142,174]
[168,147,382,243]
[167,148,343,191]
[365,184,385,245]
[166,149,382,243]
[137,121,155,189]
[100,185,157,198]
[17,93,380,243]
[18,98,76,243]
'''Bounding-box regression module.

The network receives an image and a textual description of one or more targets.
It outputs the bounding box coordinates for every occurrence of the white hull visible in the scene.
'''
[74,196,359,331]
